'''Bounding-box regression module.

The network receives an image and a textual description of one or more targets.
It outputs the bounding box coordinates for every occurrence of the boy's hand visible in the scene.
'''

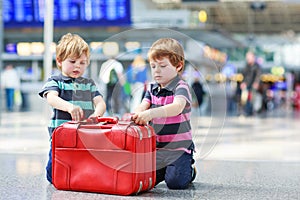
[88,113,98,119]
[68,105,84,121]
[88,112,103,119]
[132,110,152,125]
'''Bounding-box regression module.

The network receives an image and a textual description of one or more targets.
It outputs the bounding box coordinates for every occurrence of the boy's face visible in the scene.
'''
[149,57,179,87]
[58,54,88,78]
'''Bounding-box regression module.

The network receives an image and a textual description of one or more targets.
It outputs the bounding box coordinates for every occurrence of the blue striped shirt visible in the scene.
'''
[39,74,102,137]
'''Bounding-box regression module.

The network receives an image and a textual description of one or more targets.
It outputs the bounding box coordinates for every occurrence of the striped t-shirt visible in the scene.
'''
[144,75,194,153]
[39,74,101,137]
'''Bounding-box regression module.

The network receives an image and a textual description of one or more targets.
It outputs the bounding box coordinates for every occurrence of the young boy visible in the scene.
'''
[39,33,106,183]
[132,38,196,189]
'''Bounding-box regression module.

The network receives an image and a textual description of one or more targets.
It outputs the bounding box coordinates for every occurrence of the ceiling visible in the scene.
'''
[153,0,300,34]
[211,1,300,34]
[4,0,300,50]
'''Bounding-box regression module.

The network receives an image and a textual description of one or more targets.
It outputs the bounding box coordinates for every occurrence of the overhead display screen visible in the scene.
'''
[3,0,131,28]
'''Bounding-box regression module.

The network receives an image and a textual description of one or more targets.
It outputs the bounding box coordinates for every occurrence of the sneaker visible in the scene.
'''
[190,166,197,183]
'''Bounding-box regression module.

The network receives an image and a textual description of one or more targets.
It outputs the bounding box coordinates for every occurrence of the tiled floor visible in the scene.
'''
[0,109,300,200]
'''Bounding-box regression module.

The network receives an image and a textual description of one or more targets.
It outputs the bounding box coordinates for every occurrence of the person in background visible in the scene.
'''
[191,77,205,115]
[126,54,148,112]
[39,33,106,183]
[240,51,262,116]
[1,64,21,112]
[132,38,196,189]
[99,57,125,116]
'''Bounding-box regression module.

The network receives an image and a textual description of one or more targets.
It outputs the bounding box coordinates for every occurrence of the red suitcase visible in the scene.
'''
[52,117,156,195]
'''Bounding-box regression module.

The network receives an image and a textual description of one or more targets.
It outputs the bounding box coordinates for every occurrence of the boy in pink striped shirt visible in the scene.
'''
[132,38,196,189]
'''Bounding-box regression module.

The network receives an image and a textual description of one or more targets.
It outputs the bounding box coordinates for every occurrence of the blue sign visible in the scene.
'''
[3,0,131,28]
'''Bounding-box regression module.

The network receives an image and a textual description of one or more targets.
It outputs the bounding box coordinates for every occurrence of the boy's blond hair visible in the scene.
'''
[148,38,185,73]
[56,33,90,70]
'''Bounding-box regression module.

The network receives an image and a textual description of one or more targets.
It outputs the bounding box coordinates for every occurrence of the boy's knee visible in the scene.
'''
[165,166,190,190]
[46,167,52,183]
[46,173,52,184]
[46,160,52,183]
[165,176,189,189]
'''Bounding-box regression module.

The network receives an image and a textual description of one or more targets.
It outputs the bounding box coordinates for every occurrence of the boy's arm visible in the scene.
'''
[90,95,106,117]
[134,99,150,113]
[151,97,186,118]
[45,91,83,121]
[131,100,150,123]
[133,97,186,125]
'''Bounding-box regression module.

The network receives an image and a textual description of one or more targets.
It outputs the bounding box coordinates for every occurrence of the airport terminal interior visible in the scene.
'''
[1,0,300,199]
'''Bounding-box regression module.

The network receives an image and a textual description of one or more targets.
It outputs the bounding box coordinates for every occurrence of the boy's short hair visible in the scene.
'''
[56,33,90,70]
[148,38,185,73]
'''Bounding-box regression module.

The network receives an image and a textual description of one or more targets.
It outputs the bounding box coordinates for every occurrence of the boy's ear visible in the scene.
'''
[56,58,62,66]
[176,63,183,72]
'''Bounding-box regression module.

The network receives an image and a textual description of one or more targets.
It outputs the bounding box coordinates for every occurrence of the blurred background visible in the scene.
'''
[1,0,300,116]
[1,2,300,199]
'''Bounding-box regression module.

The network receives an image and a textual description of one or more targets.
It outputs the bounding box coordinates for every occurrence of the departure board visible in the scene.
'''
[3,0,131,28]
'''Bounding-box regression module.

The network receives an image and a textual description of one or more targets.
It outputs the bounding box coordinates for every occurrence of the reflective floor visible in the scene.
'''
[0,109,300,200]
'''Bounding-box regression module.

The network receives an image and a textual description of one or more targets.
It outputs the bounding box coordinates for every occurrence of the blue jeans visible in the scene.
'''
[155,150,194,189]
[245,99,253,116]
[5,88,14,111]
[46,143,52,183]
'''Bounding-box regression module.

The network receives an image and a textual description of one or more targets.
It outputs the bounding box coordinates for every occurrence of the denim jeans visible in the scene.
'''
[155,150,194,189]
[5,88,14,111]
[46,143,52,183]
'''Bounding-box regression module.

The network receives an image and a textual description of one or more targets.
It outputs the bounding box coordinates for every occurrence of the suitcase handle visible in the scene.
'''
[90,116,119,124]
[78,117,118,129]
